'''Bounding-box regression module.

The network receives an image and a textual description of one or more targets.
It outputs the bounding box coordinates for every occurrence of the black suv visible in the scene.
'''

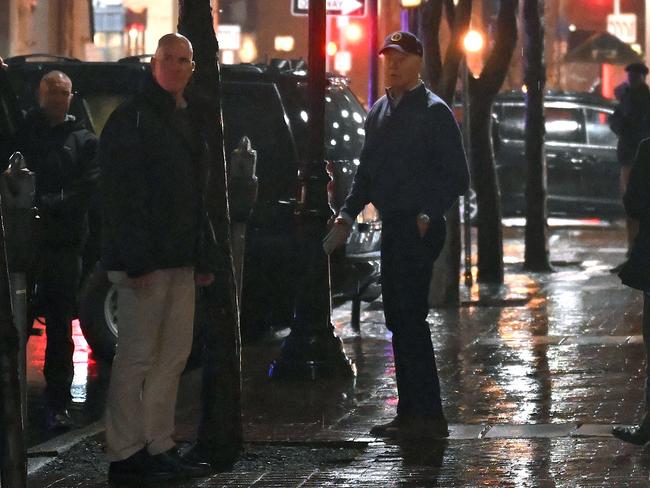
[0,55,381,358]
[493,91,623,219]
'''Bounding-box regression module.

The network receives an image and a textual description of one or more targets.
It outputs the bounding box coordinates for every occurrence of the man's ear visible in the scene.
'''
[191,60,196,72]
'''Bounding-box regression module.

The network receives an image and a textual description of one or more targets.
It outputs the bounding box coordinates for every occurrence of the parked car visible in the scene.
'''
[492,91,623,219]
[0,55,381,359]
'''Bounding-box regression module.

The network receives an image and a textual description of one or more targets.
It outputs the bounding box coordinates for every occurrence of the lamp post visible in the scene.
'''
[461,29,484,288]
[268,0,355,380]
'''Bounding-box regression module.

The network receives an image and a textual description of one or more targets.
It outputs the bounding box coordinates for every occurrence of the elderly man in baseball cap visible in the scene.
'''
[327,31,469,440]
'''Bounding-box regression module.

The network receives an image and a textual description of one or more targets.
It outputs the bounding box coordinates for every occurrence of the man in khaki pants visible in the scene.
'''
[99,33,219,482]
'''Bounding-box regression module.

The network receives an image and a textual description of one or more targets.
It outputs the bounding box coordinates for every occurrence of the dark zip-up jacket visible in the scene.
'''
[99,76,219,278]
[609,82,650,166]
[620,137,650,290]
[341,84,469,222]
[12,110,99,249]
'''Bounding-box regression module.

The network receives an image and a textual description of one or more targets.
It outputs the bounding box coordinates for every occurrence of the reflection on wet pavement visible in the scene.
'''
[28,224,650,486]
[26,319,109,447]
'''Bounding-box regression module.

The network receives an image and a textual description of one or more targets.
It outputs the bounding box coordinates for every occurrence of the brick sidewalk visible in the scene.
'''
[29,225,650,487]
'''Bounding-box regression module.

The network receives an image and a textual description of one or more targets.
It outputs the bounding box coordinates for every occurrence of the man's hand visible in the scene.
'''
[416,214,430,238]
[0,56,7,70]
[127,272,157,289]
[416,219,429,238]
[323,217,352,254]
[195,273,215,287]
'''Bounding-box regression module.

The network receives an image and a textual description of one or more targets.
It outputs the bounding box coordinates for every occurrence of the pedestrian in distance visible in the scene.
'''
[326,31,469,441]
[609,62,650,271]
[615,136,650,446]
[10,70,99,431]
[100,33,218,482]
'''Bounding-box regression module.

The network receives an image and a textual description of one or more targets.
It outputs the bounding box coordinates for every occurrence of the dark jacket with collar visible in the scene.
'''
[609,82,650,166]
[99,75,220,278]
[620,138,650,290]
[341,83,469,222]
[12,109,99,249]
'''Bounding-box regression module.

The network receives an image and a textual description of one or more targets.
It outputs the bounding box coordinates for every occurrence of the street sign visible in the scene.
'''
[607,13,637,44]
[217,24,241,51]
[291,0,366,17]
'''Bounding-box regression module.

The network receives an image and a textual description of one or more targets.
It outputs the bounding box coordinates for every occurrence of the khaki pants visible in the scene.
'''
[105,267,195,460]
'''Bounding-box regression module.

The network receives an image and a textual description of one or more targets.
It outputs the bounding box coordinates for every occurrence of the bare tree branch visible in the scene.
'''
[439,0,472,103]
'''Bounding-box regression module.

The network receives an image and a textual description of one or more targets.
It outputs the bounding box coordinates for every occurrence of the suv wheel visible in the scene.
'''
[79,267,117,362]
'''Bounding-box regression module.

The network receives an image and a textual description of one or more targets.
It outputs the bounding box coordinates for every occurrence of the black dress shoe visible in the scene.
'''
[397,415,449,441]
[108,448,180,483]
[152,447,211,478]
[46,408,73,431]
[612,425,650,446]
[370,417,401,437]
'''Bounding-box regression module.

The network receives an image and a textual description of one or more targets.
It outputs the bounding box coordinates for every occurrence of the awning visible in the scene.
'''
[563,31,643,65]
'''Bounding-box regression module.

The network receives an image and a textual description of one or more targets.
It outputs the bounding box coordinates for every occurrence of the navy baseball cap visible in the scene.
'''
[379,31,423,57]
[626,62,649,75]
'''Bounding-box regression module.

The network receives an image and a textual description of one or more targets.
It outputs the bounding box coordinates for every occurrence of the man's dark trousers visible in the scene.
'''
[40,246,82,409]
[381,216,446,418]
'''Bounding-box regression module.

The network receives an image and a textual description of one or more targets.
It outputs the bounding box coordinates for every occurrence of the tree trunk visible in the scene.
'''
[467,0,519,283]
[523,0,551,271]
[421,0,471,306]
[177,0,243,466]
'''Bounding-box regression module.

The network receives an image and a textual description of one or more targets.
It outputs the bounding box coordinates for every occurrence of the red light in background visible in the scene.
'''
[345,23,363,42]
[326,41,338,57]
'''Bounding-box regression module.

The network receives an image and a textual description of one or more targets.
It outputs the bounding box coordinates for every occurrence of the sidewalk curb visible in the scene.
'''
[27,420,105,476]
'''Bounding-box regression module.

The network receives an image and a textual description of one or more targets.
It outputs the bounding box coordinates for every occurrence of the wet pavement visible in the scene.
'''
[26,223,650,487]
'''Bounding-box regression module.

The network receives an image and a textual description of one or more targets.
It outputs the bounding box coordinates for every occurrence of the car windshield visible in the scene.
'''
[283,82,366,162]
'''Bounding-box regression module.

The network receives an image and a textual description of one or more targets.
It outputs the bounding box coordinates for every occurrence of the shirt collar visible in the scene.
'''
[386,81,424,109]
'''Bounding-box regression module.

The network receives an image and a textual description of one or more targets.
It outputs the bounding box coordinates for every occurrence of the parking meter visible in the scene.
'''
[228,136,258,300]
[1,152,36,271]
[0,151,36,424]
[228,136,258,222]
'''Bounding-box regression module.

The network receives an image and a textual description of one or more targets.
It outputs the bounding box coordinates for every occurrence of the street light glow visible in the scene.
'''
[463,30,484,53]
[345,24,363,42]
[326,41,338,57]
[400,0,422,7]
[274,36,295,52]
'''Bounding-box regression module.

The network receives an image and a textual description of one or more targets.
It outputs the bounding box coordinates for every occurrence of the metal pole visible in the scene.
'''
[0,199,27,487]
[269,0,355,380]
[614,0,620,15]
[367,0,379,106]
[462,58,473,287]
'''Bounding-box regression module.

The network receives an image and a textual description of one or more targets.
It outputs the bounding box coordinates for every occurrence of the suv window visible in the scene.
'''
[498,103,587,144]
[499,105,525,140]
[283,82,366,162]
[221,81,297,201]
[585,108,616,147]
[545,106,585,144]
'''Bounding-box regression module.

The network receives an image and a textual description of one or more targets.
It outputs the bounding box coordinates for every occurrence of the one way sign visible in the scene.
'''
[291,0,366,17]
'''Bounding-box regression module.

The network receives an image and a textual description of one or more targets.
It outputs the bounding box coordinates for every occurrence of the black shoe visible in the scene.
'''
[370,417,401,437]
[108,448,179,483]
[183,443,238,472]
[610,262,627,274]
[612,425,650,446]
[46,407,73,431]
[397,415,449,441]
[152,447,211,478]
